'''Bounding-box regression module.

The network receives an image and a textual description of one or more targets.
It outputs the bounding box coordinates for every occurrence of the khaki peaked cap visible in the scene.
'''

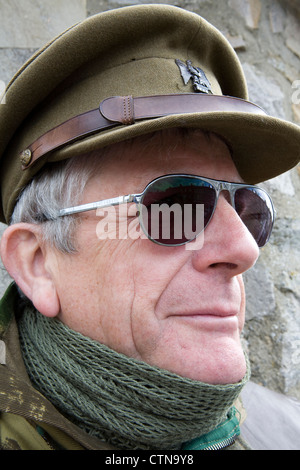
[0,4,299,224]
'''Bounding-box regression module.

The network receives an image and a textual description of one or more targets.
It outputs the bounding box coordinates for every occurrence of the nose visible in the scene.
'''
[191,194,259,275]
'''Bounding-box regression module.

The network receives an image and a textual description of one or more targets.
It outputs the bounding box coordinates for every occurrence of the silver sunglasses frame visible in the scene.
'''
[57,174,275,247]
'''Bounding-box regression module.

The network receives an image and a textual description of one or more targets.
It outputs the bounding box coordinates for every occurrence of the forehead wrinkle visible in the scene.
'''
[80,127,240,200]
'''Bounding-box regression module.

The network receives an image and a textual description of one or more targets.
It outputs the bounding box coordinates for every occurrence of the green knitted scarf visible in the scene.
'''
[18,307,250,450]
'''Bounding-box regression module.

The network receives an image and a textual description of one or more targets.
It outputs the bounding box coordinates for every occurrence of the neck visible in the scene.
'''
[18,306,250,450]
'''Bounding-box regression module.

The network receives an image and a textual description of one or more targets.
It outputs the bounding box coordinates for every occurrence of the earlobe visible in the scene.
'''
[0,223,60,317]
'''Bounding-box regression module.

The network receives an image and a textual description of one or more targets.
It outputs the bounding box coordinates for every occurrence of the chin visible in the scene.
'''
[202,358,247,385]
[159,341,247,385]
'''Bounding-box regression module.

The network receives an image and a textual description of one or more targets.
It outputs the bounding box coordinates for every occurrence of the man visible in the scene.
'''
[0,5,299,450]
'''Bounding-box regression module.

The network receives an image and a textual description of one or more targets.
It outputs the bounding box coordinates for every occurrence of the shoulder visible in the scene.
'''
[0,412,52,450]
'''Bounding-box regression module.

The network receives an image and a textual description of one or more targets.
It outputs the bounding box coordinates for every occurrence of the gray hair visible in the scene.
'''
[10,155,101,253]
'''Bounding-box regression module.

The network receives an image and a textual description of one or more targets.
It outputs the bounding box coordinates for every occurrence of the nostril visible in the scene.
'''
[210,262,237,270]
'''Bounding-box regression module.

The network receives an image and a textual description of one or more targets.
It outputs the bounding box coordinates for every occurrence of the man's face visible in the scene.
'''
[49,131,259,385]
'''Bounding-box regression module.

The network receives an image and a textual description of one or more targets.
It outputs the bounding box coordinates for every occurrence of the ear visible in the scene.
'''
[0,223,60,317]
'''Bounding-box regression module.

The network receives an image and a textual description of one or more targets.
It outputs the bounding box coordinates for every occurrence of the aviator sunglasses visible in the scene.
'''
[58,174,275,247]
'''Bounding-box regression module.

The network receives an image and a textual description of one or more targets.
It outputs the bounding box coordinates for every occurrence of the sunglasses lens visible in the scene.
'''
[235,187,274,247]
[141,176,216,245]
[139,176,274,248]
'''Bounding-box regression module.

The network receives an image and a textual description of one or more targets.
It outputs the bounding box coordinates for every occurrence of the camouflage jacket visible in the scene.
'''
[0,283,250,451]
[0,283,114,450]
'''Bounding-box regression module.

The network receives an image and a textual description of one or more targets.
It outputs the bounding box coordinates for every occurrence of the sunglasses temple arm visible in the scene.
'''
[57,194,136,217]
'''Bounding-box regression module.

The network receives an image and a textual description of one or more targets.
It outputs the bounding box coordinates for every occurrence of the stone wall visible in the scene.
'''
[0,0,299,399]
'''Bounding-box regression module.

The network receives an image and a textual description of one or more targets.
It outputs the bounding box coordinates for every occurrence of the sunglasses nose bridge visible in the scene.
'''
[218,181,232,192]
[215,181,236,208]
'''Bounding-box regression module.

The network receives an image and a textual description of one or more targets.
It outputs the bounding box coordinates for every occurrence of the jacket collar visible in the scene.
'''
[0,283,114,450]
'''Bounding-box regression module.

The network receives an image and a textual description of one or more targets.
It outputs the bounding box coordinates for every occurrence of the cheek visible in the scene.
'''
[131,243,189,306]
[56,243,139,352]
[86,242,181,358]
[129,246,189,331]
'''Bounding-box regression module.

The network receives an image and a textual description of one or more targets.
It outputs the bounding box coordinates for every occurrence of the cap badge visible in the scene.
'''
[175,59,212,94]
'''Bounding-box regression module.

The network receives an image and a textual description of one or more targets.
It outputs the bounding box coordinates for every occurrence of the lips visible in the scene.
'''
[167,307,240,333]
[169,308,238,318]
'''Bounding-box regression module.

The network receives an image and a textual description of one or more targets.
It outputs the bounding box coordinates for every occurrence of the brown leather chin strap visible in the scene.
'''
[21,94,267,170]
